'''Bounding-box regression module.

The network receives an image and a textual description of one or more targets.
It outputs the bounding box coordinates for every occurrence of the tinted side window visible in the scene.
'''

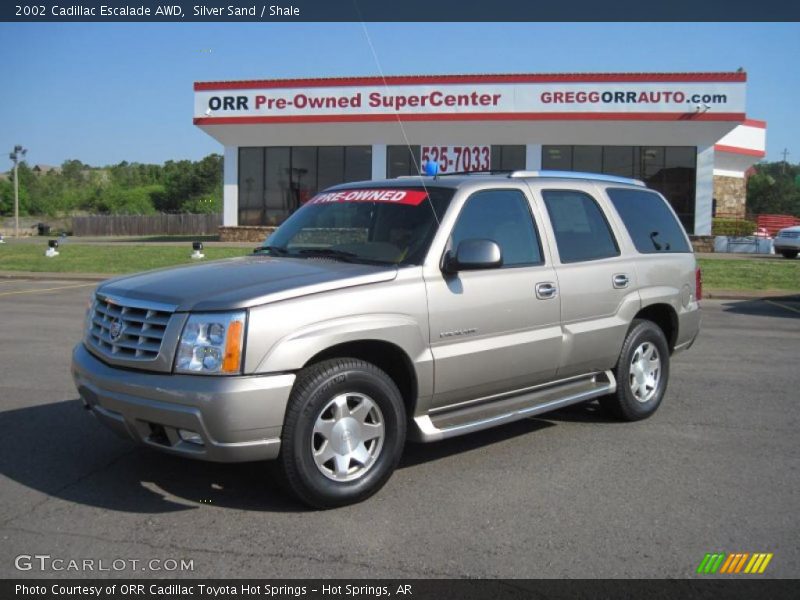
[542,190,619,263]
[606,188,691,253]
[451,190,542,266]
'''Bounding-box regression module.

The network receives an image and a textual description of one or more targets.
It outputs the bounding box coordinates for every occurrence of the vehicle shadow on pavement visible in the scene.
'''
[541,400,620,424]
[0,399,303,514]
[1,398,613,513]
[400,418,555,468]
[721,295,800,319]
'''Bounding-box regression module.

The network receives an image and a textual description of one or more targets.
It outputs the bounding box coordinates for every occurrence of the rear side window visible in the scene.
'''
[606,188,691,253]
[451,189,542,266]
[542,190,619,263]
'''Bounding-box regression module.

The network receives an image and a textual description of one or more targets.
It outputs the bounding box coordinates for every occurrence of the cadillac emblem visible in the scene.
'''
[109,320,123,342]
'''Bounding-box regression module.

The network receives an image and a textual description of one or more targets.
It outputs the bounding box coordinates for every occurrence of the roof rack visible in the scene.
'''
[396,169,645,186]
[509,170,646,186]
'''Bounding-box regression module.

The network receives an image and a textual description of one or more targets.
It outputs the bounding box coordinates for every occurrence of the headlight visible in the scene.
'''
[175,311,246,375]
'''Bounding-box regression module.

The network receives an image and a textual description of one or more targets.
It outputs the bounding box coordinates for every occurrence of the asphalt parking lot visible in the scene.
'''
[0,278,798,579]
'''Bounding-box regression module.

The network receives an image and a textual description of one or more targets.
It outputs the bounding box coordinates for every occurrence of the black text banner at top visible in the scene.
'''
[4,0,800,21]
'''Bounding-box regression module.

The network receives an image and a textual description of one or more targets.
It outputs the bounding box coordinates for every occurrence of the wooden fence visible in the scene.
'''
[71,214,222,237]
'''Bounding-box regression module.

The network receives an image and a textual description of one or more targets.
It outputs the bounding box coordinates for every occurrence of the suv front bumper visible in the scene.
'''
[774,238,800,252]
[71,343,295,462]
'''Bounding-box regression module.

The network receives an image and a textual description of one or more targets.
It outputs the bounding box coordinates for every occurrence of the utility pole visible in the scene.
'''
[9,145,27,238]
[780,148,790,175]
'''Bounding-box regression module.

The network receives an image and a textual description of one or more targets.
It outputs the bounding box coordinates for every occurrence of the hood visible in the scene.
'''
[98,255,398,312]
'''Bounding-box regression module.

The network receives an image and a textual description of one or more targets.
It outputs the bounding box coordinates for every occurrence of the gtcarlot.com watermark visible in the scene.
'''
[14,554,194,573]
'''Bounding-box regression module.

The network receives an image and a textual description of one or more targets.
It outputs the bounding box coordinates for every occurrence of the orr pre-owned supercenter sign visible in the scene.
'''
[194,74,747,123]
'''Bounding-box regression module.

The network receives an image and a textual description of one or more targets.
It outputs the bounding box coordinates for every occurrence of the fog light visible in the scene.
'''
[191,241,204,259]
[178,429,204,445]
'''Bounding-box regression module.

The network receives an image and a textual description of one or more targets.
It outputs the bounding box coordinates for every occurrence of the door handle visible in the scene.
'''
[613,274,630,289]
[535,282,558,299]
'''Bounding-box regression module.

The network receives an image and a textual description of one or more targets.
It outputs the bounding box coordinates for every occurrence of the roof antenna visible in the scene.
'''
[353,2,439,225]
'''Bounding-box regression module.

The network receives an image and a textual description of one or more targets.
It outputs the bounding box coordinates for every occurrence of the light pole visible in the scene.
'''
[9,145,27,238]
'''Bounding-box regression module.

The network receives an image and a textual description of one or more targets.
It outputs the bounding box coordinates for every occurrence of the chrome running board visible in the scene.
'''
[412,370,616,442]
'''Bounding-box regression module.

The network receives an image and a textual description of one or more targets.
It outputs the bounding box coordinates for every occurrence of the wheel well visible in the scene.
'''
[304,340,418,414]
[635,303,678,352]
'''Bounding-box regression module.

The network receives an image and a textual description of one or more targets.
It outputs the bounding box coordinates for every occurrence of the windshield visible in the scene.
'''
[258,187,454,265]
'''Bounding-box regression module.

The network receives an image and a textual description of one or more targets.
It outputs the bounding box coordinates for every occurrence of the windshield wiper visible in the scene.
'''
[253,245,289,256]
[296,248,359,260]
[295,248,393,265]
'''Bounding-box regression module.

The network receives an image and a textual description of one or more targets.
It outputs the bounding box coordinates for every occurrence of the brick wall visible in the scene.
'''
[218,226,277,243]
[690,235,715,253]
[713,175,746,218]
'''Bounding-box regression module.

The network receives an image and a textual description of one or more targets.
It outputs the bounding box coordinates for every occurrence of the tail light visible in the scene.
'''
[695,266,703,301]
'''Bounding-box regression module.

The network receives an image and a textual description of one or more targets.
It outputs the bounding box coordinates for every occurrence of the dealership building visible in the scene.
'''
[192,72,766,240]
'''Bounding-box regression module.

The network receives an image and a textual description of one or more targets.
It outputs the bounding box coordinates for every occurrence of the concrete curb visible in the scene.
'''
[0,270,110,282]
[704,290,799,300]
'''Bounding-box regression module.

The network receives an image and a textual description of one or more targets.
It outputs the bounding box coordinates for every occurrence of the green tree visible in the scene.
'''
[746,161,800,217]
[0,154,222,217]
[60,159,88,183]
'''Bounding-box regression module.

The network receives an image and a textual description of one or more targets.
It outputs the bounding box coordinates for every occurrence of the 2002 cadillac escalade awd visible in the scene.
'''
[72,171,701,508]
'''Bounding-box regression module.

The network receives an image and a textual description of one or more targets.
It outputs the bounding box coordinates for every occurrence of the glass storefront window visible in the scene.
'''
[602,146,636,178]
[490,145,526,171]
[238,148,265,226]
[391,145,525,176]
[661,147,697,232]
[239,145,373,226]
[640,146,665,180]
[264,147,291,226]
[542,145,697,233]
[387,145,421,178]
[317,146,345,191]
[344,146,372,182]
[542,145,572,171]
[289,147,318,207]
[573,146,603,174]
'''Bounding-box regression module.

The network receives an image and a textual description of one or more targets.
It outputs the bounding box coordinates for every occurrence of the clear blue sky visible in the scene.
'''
[1,22,797,167]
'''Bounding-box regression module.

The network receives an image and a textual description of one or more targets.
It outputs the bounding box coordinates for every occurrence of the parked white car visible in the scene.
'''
[773,226,800,259]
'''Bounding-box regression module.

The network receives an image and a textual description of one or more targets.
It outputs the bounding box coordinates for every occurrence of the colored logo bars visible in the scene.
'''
[697,552,774,574]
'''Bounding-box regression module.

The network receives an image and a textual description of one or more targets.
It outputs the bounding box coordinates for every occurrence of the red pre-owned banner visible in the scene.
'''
[307,189,429,206]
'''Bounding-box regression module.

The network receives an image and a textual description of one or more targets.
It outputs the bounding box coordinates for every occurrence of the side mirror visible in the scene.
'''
[443,239,503,273]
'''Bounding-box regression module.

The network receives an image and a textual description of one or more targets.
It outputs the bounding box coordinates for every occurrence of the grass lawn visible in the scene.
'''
[0,243,251,274]
[697,257,799,292]
[1,243,797,293]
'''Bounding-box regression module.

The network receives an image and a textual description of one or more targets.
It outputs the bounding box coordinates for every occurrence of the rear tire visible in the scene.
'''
[780,250,798,259]
[599,319,670,421]
[279,358,406,509]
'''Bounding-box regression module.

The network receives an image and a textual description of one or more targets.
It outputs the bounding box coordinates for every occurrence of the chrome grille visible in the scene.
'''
[778,231,800,239]
[88,296,172,361]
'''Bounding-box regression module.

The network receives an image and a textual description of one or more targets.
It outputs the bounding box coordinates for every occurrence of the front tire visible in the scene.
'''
[600,319,670,421]
[780,250,798,259]
[279,358,406,508]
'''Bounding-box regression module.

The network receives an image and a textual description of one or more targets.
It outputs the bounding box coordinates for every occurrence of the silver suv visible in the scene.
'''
[72,171,701,508]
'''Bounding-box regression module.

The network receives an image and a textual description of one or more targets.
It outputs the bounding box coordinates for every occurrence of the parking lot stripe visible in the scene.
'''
[0,282,95,297]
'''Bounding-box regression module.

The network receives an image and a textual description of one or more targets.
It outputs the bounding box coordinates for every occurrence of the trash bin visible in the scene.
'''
[37,223,51,236]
